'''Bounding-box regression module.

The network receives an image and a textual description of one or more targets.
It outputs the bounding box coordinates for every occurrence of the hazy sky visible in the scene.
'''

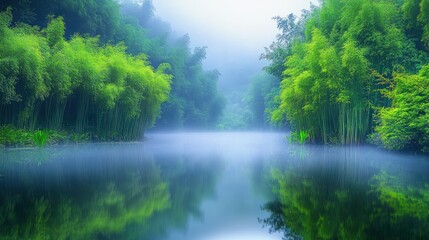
[152,0,314,89]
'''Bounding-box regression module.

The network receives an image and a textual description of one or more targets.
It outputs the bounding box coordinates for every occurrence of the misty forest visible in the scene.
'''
[1,0,429,239]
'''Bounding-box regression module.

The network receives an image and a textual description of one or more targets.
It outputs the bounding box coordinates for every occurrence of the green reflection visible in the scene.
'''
[261,147,429,240]
[115,156,220,240]
[0,161,169,240]
[369,171,429,237]
[0,147,221,240]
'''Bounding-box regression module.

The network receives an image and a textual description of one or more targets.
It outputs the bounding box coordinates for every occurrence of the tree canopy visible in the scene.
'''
[265,0,429,150]
[0,0,225,138]
[0,9,171,140]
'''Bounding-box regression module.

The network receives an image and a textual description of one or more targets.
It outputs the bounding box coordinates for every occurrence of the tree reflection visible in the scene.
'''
[0,161,169,240]
[261,146,429,240]
[115,155,221,239]
[0,146,221,240]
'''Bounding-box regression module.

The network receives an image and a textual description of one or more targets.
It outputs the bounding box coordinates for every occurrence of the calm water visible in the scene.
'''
[1,132,429,240]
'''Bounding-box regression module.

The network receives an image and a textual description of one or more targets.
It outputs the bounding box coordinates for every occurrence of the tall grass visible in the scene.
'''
[289,130,310,145]
[33,130,48,147]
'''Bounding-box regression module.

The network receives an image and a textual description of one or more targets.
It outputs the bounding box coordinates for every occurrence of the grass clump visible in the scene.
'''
[33,130,48,147]
[289,130,310,145]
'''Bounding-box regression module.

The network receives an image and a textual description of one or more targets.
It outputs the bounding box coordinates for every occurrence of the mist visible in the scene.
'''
[136,0,314,130]
[2,0,425,136]
[1,1,429,239]
[2,132,429,239]
[153,0,313,91]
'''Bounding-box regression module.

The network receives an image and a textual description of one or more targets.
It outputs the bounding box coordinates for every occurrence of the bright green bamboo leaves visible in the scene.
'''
[339,40,371,144]
[271,0,429,147]
[1,0,224,130]
[0,9,48,128]
[273,27,372,143]
[0,12,171,139]
[45,16,65,48]
[376,65,429,151]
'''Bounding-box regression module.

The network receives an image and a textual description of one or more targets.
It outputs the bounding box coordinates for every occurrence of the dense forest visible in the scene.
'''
[260,0,429,152]
[0,0,225,141]
[1,0,428,152]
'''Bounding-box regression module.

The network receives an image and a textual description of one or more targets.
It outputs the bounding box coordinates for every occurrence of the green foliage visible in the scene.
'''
[70,132,90,143]
[0,0,121,41]
[289,130,310,144]
[260,10,314,79]
[0,12,171,140]
[33,130,47,147]
[403,0,429,51]
[118,1,225,129]
[0,125,94,147]
[245,72,280,128]
[217,91,251,130]
[219,72,279,130]
[44,16,65,48]
[0,125,33,146]
[376,65,429,152]
[420,0,429,49]
[0,0,225,132]
[268,0,429,149]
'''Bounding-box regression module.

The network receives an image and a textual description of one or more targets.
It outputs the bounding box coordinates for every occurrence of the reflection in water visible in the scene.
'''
[1,133,429,240]
[0,143,222,240]
[261,145,429,240]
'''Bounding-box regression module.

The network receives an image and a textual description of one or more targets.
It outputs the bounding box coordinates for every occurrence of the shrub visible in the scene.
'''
[33,130,48,147]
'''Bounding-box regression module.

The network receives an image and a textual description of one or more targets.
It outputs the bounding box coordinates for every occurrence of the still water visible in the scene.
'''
[1,132,429,240]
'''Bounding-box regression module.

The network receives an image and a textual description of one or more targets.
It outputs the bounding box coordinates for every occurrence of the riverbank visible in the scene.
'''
[0,125,92,148]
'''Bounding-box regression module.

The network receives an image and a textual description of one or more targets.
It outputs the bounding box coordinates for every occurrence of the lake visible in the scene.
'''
[0,132,428,240]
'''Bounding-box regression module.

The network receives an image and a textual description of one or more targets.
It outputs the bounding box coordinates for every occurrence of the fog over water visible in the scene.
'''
[153,0,314,90]
[2,132,429,239]
[1,0,429,238]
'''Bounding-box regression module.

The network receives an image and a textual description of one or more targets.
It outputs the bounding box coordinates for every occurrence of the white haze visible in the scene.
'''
[153,0,314,89]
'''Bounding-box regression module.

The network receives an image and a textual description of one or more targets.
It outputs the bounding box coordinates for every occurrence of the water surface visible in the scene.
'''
[0,132,428,239]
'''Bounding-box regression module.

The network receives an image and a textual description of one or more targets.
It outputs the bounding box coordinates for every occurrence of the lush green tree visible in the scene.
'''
[376,65,429,152]
[0,0,121,41]
[403,0,429,51]
[117,1,225,129]
[268,0,429,147]
[1,0,225,132]
[260,8,315,79]
[0,10,171,139]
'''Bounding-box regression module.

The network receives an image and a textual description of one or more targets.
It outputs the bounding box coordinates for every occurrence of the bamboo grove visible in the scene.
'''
[0,9,171,140]
[267,0,429,151]
[0,0,226,137]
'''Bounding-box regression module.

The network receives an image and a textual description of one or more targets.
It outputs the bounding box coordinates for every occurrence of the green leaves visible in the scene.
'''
[419,0,429,49]
[377,66,429,151]
[0,12,171,140]
[33,130,48,147]
[289,130,310,144]
[0,58,20,104]
[45,16,65,48]
[268,0,429,147]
